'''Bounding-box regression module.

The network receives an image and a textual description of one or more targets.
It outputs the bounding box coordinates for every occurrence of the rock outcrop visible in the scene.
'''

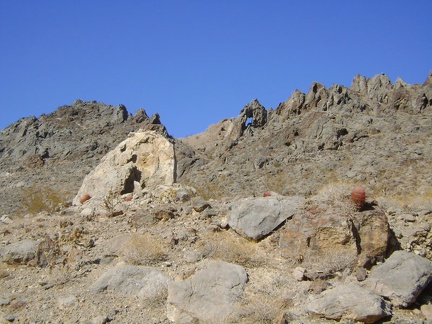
[180,71,432,203]
[0,100,170,215]
[73,130,175,205]
[279,206,389,274]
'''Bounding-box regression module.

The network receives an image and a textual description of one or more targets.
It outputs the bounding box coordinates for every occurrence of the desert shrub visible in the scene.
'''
[34,234,63,268]
[20,184,69,214]
[102,189,121,217]
[196,231,266,268]
[300,247,357,276]
[376,185,432,211]
[233,294,289,324]
[119,232,167,266]
[181,173,230,200]
[313,181,358,215]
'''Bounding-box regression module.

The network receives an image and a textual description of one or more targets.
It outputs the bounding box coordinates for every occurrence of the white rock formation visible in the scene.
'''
[73,130,175,205]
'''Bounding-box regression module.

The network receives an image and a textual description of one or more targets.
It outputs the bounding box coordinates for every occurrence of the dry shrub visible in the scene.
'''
[300,247,357,276]
[232,294,289,324]
[119,233,167,266]
[20,184,69,214]
[32,234,64,268]
[376,185,432,211]
[182,173,231,200]
[313,181,358,215]
[196,231,266,268]
[102,189,121,217]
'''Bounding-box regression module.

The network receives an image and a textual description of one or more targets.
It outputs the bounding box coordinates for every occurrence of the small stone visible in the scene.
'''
[402,214,416,222]
[421,304,432,319]
[0,216,14,224]
[81,208,94,218]
[58,295,77,309]
[293,267,306,281]
[204,209,218,217]
[308,279,330,294]
[355,267,368,281]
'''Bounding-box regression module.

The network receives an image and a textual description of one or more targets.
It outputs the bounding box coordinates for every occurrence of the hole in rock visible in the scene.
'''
[121,167,142,194]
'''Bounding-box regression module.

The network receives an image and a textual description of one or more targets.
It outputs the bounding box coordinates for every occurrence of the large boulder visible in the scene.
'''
[362,251,432,307]
[279,208,389,272]
[91,265,170,301]
[73,130,175,205]
[306,283,392,323]
[167,261,248,322]
[227,196,305,240]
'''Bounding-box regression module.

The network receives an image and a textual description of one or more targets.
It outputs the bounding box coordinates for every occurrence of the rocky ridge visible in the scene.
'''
[0,71,432,323]
[0,99,168,215]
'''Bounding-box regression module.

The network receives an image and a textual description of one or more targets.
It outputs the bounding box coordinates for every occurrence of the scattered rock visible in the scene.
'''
[362,250,432,307]
[167,261,248,322]
[0,240,37,264]
[293,267,306,281]
[306,283,392,323]
[191,196,211,212]
[58,295,77,309]
[91,265,170,301]
[228,196,304,240]
[421,304,432,319]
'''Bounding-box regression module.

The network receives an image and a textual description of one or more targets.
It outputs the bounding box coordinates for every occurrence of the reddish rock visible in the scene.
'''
[123,194,133,201]
[79,193,91,204]
[263,190,272,197]
[351,186,366,210]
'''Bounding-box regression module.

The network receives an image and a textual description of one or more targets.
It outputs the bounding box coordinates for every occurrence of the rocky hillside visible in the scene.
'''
[0,71,432,323]
[0,99,168,215]
[179,71,432,202]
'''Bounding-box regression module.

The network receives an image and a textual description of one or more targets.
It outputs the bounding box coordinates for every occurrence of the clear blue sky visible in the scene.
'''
[1,1,431,137]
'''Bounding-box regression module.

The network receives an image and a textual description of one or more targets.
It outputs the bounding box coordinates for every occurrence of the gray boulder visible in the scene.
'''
[167,261,248,322]
[228,196,304,240]
[91,265,170,301]
[306,283,392,323]
[362,250,432,307]
[0,239,37,264]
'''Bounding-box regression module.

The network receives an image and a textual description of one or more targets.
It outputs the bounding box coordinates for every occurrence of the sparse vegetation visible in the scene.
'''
[119,232,168,266]
[102,189,121,217]
[20,185,69,214]
[313,181,359,215]
[196,231,266,268]
[300,247,357,276]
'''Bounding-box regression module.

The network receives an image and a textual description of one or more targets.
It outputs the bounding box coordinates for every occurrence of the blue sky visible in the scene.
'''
[1,1,431,137]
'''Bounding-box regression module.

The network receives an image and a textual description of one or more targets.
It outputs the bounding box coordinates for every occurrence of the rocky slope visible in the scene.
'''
[0,99,168,215]
[179,71,432,202]
[0,71,432,323]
